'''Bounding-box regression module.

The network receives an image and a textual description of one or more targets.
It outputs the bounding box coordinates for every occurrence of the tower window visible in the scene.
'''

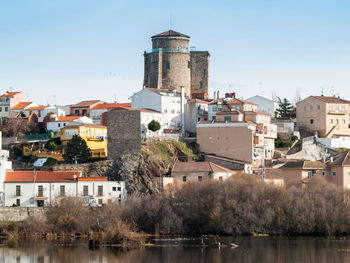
[200,81,202,89]
[188,61,191,68]
[166,62,170,69]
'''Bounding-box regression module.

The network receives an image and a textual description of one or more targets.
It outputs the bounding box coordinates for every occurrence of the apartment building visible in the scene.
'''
[90,103,131,124]
[46,115,93,132]
[296,96,350,138]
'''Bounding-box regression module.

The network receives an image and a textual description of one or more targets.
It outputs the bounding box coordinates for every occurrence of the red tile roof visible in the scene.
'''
[50,116,81,122]
[78,177,108,181]
[216,111,243,115]
[11,102,33,110]
[227,98,257,105]
[1,91,22,97]
[244,111,270,116]
[152,30,190,38]
[5,171,82,182]
[91,103,131,110]
[72,100,103,108]
[311,96,350,104]
[172,161,234,173]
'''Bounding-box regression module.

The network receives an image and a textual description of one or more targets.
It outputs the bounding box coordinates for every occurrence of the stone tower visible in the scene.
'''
[143,30,210,98]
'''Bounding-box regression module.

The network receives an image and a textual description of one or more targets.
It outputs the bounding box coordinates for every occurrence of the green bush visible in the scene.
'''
[291,135,298,142]
[148,120,161,132]
[44,157,59,166]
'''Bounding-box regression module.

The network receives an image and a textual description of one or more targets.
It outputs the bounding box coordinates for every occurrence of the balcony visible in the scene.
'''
[86,135,107,141]
[327,110,347,115]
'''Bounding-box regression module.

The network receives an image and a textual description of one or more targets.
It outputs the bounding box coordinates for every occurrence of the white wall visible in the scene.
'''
[317,137,350,149]
[47,117,93,132]
[4,181,126,207]
[90,109,107,124]
[131,89,162,112]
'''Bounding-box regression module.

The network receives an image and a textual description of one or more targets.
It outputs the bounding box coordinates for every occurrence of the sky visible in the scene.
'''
[1,0,350,105]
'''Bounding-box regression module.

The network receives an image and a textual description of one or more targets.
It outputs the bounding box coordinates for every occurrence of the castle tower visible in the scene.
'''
[143,30,210,98]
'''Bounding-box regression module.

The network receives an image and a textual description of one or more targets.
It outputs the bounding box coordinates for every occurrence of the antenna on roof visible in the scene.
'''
[320,86,324,96]
[169,14,173,29]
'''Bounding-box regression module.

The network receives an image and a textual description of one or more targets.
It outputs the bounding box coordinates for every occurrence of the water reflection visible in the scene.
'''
[1,236,350,263]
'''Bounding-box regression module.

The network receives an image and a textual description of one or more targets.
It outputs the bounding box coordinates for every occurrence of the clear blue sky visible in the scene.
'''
[1,0,350,105]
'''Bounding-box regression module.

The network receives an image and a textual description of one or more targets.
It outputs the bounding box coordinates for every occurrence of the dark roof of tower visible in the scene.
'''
[152,30,190,38]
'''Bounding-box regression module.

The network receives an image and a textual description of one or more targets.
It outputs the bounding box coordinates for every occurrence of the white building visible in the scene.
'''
[130,88,185,131]
[46,115,93,132]
[3,171,126,207]
[246,95,278,117]
[11,102,38,113]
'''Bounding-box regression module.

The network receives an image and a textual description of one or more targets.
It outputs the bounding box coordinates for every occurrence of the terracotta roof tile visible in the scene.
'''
[111,107,161,114]
[5,171,82,182]
[26,106,49,110]
[49,116,81,122]
[187,98,210,104]
[11,102,33,110]
[72,100,103,107]
[78,177,108,181]
[91,103,131,110]
[311,96,350,104]
[172,161,234,173]
[0,92,22,97]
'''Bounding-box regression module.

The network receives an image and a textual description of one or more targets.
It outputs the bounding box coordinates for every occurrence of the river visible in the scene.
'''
[1,236,350,262]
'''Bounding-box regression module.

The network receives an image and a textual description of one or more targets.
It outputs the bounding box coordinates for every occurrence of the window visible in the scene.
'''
[171,110,175,114]
[112,187,116,191]
[29,111,32,115]
[336,119,339,124]
[83,185,88,196]
[117,186,121,191]
[60,185,65,196]
[200,81,202,89]
[330,119,333,124]
[304,106,306,111]
[322,171,326,177]
[81,129,85,135]
[310,106,313,110]
[16,185,21,196]
[343,120,346,124]
[317,105,320,110]
[224,116,231,122]
[308,171,313,179]
[188,61,191,68]
[74,109,79,116]
[348,171,350,176]
[0,107,2,112]
[98,185,103,196]
[203,69,206,78]
[38,111,41,117]
[198,176,203,182]
[310,119,314,124]
[58,123,61,127]
[88,129,93,136]
[212,116,216,120]
[219,176,223,181]
[166,62,170,69]
[332,171,336,177]
[98,199,103,205]
[164,109,167,113]
[16,199,20,206]
[63,123,66,126]
[38,185,43,197]
[183,176,187,182]
[5,107,8,112]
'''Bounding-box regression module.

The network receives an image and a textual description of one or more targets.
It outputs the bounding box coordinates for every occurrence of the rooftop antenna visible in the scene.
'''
[320,86,324,96]
[114,93,117,103]
[53,95,57,106]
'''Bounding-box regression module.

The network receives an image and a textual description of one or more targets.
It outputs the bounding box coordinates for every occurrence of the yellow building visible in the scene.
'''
[61,124,108,158]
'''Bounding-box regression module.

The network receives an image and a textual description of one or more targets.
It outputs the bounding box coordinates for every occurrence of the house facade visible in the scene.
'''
[279,151,350,189]
[3,171,126,207]
[70,100,104,117]
[61,124,108,158]
[296,96,350,138]
[184,98,209,135]
[171,161,236,183]
[24,106,66,122]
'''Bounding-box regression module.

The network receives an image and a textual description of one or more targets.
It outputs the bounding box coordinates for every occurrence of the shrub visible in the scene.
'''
[43,157,59,166]
[148,120,161,132]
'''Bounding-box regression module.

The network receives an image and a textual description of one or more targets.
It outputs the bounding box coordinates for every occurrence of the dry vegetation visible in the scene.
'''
[122,175,350,235]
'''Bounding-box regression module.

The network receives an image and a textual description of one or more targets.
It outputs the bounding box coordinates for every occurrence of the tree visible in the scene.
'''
[63,135,91,163]
[47,141,57,152]
[277,97,293,118]
[148,120,161,132]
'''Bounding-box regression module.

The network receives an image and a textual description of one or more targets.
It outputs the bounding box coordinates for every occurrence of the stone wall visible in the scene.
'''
[190,51,210,94]
[107,110,141,159]
[0,207,45,221]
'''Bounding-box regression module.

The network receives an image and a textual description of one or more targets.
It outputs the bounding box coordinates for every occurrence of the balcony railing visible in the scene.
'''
[327,110,347,115]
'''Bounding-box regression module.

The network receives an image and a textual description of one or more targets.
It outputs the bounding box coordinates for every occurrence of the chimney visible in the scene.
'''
[330,156,334,163]
[213,91,216,100]
[217,90,220,99]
